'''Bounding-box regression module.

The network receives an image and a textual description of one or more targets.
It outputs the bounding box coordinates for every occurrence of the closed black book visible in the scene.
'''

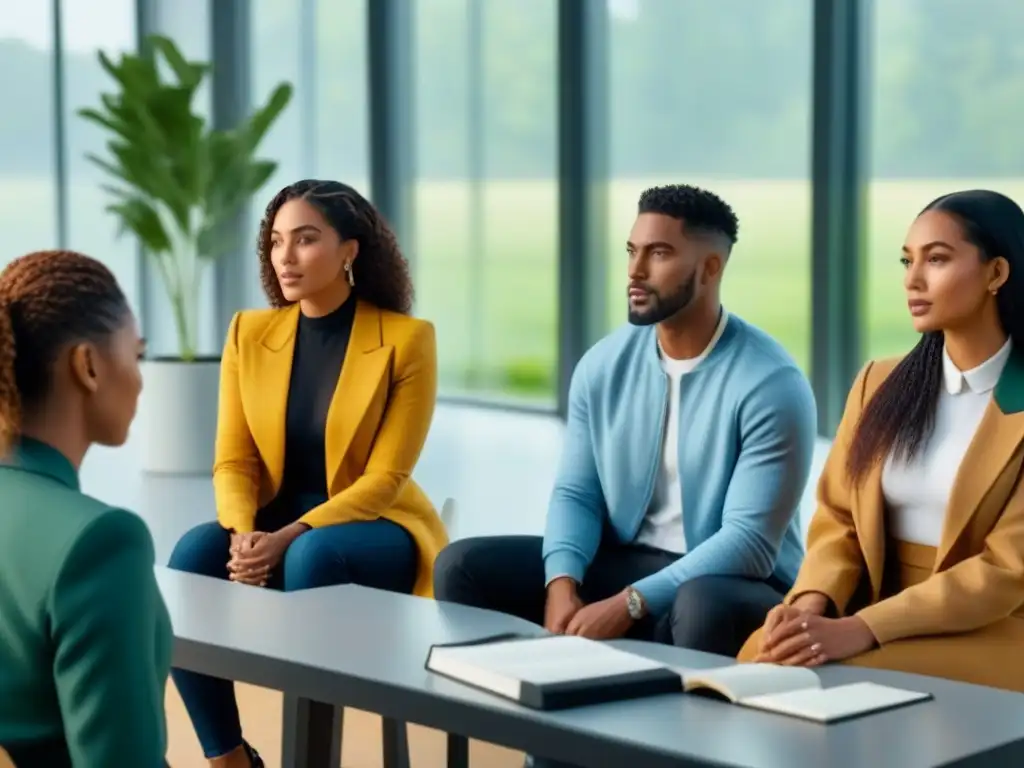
[424,633,683,710]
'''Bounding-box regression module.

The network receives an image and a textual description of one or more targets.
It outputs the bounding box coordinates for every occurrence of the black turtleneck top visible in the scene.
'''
[279,297,357,512]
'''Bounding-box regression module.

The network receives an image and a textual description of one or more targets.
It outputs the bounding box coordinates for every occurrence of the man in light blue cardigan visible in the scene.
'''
[434,184,815,658]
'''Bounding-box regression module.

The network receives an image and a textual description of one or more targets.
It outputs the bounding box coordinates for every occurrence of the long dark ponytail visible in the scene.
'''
[847,190,1024,483]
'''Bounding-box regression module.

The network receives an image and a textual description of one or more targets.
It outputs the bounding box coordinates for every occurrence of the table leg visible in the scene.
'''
[280,694,342,768]
[381,717,411,768]
[447,733,470,768]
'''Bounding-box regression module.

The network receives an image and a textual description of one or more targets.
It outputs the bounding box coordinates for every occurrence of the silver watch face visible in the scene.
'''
[626,589,643,619]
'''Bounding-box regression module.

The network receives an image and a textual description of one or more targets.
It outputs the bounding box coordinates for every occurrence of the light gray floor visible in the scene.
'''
[80,403,831,564]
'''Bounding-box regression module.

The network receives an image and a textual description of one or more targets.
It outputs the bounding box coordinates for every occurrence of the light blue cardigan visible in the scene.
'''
[542,314,815,616]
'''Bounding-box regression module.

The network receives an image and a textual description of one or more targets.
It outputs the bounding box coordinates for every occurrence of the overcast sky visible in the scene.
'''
[0,0,134,52]
[0,0,640,55]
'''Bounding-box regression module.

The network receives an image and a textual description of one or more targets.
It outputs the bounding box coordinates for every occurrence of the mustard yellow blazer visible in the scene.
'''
[740,349,1024,690]
[212,300,449,597]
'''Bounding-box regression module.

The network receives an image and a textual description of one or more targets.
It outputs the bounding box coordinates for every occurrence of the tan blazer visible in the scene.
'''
[789,349,1024,644]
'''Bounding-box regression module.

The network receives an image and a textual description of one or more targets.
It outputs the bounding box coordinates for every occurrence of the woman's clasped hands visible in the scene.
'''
[227,532,271,586]
[227,523,310,587]
[754,593,878,666]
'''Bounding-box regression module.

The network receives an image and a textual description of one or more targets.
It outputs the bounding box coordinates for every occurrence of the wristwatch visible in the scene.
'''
[625,586,647,620]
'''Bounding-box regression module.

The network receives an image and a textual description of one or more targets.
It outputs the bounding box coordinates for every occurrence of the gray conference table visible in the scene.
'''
[158,566,1024,768]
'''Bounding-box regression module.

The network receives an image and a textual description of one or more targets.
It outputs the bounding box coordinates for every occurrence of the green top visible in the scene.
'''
[0,438,172,767]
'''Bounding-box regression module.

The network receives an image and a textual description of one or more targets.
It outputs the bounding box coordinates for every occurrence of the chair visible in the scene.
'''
[439,497,456,532]
[798,438,833,539]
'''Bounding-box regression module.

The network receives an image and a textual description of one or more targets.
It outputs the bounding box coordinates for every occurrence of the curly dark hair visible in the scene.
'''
[257,179,414,313]
[0,250,130,454]
[638,184,740,247]
[847,189,1024,482]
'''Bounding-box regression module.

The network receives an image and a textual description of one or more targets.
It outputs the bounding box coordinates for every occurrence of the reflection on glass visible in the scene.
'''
[866,0,1024,361]
[249,0,369,310]
[606,0,813,371]
[413,0,558,404]
[0,4,57,265]
[62,0,138,309]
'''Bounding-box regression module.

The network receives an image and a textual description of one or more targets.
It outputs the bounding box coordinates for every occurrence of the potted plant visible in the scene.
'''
[80,34,292,474]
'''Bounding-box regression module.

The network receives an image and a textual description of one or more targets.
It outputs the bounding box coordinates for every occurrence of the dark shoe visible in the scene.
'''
[243,741,264,768]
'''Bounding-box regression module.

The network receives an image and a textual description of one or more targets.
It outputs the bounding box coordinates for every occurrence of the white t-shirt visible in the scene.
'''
[635,311,730,553]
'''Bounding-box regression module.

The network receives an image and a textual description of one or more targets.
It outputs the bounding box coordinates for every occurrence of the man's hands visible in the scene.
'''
[565,591,634,639]
[228,523,310,586]
[755,592,877,666]
[543,578,635,640]
[543,577,583,633]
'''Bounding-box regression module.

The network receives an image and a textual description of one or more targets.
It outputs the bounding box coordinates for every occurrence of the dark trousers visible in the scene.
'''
[168,503,417,759]
[433,535,787,656]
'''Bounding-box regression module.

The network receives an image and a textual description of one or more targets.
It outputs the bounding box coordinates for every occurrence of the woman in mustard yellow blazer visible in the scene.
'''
[168,179,447,767]
[740,189,1024,693]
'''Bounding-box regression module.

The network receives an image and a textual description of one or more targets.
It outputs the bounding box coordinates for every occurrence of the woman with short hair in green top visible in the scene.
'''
[0,250,172,767]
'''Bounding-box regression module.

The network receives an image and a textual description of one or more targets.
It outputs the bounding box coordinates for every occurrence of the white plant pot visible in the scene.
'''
[137,358,220,475]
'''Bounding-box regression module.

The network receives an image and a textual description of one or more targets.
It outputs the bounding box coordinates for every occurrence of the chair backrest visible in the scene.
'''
[798,437,834,539]
[439,497,456,532]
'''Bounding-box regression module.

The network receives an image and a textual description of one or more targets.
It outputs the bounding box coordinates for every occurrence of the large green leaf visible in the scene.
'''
[239,83,294,152]
[81,33,292,357]
[107,196,172,254]
[149,35,209,91]
[244,160,279,197]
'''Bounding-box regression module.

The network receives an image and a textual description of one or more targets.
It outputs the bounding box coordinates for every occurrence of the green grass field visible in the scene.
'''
[413,177,1024,399]
[6,176,1023,401]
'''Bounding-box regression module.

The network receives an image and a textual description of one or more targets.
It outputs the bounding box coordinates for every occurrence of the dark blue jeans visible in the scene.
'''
[167,511,417,758]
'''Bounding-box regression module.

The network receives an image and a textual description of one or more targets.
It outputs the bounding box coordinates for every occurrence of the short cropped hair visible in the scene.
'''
[638,184,739,247]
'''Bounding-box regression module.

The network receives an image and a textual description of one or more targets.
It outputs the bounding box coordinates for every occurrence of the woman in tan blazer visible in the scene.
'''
[739,189,1024,692]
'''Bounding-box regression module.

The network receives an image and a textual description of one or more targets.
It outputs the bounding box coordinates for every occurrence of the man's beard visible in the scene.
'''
[627,271,697,326]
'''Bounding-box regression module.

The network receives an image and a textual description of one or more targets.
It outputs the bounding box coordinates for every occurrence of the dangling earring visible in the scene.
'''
[344,262,355,287]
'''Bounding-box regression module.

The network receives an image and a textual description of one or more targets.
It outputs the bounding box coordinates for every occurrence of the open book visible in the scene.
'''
[682,664,932,723]
[425,633,683,710]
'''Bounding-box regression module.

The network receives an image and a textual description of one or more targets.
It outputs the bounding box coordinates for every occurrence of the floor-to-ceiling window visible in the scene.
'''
[606,0,814,371]
[62,0,139,310]
[0,5,58,265]
[865,0,1024,360]
[248,0,369,310]
[145,0,216,356]
[412,0,559,405]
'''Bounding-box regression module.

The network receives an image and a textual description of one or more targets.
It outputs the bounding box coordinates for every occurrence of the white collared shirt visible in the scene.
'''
[635,310,730,553]
[882,338,1012,547]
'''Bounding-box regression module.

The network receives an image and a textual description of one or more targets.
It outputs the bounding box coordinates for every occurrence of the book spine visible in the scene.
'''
[523,669,683,710]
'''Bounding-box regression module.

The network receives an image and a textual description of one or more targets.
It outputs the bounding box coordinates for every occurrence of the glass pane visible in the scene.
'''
[0,5,57,265]
[148,0,217,356]
[314,0,369,194]
[413,0,559,405]
[865,0,1024,361]
[607,0,813,371]
[249,0,370,309]
[62,0,139,310]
